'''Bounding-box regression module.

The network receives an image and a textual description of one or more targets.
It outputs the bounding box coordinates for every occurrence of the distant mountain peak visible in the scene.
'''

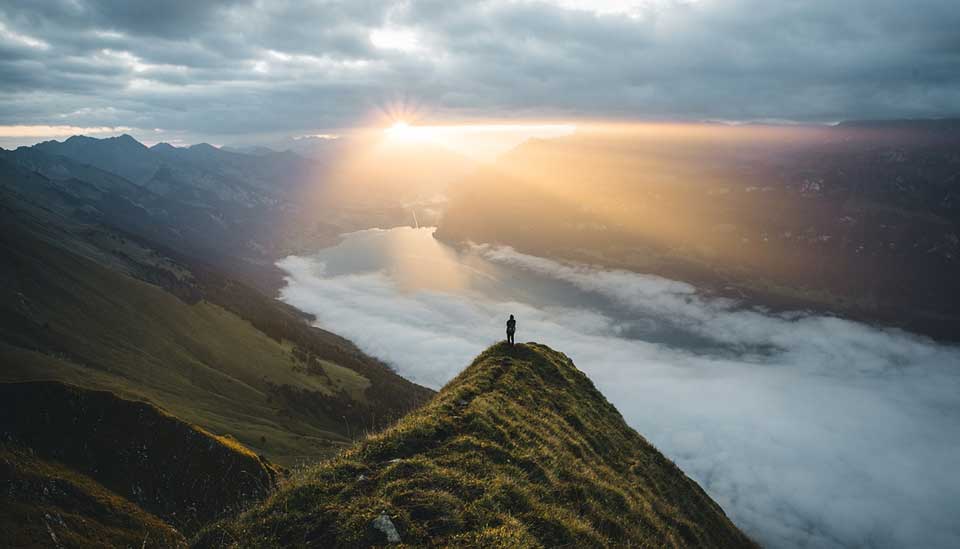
[54,133,148,149]
[68,134,95,140]
[111,133,147,148]
[189,142,218,151]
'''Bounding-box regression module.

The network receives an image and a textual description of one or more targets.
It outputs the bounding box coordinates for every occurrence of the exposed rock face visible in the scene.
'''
[0,381,280,535]
[194,342,756,548]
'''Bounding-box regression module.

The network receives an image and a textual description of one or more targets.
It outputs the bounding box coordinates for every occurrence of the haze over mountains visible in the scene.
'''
[0,131,438,544]
[0,130,753,544]
[10,117,958,338]
[2,119,959,548]
[439,120,960,340]
[1,132,474,290]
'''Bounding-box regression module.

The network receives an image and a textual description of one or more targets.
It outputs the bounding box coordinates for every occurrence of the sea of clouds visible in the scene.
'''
[278,243,960,548]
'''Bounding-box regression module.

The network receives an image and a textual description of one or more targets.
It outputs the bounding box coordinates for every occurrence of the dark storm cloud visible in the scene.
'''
[0,0,958,142]
[1,0,245,39]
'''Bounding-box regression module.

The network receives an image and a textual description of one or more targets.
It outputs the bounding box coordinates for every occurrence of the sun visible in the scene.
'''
[387,120,411,135]
[384,120,423,142]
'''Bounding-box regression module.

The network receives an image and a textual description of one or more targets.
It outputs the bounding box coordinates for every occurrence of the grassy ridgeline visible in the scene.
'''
[196,342,755,548]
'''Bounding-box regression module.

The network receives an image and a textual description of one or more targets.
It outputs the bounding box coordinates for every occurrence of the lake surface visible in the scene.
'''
[278,226,960,549]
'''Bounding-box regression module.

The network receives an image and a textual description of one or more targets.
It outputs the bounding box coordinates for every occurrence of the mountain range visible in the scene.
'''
[0,133,439,544]
[1,133,473,292]
[5,120,949,545]
[0,130,755,546]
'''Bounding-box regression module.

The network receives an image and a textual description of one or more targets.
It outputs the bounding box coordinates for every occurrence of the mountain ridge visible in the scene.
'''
[196,342,755,548]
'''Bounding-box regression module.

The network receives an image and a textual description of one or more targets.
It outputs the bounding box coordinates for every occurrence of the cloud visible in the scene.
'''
[277,230,960,548]
[0,124,131,137]
[1,0,959,144]
[0,123,134,148]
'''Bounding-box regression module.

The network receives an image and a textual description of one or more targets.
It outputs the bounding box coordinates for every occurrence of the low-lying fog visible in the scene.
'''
[278,227,960,549]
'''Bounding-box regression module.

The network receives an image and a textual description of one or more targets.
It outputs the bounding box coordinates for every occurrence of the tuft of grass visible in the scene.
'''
[195,342,757,548]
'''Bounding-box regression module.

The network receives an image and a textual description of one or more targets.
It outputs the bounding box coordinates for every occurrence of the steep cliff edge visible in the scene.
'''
[1,381,280,537]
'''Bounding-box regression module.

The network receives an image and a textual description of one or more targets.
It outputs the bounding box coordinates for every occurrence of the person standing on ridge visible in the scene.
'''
[506,314,516,345]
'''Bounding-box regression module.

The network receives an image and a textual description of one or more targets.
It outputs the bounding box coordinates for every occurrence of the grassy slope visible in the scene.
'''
[0,445,187,548]
[196,343,755,548]
[0,223,424,466]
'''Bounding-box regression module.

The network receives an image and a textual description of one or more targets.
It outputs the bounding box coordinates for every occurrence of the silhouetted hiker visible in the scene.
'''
[506,314,516,345]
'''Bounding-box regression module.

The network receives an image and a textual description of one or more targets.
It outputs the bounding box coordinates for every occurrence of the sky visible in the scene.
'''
[1,0,959,147]
[277,227,960,549]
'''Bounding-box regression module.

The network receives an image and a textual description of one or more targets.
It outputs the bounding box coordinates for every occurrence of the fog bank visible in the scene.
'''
[278,230,960,548]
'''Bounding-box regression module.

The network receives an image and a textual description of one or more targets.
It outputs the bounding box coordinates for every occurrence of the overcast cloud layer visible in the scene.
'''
[278,228,960,549]
[1,0,959,145]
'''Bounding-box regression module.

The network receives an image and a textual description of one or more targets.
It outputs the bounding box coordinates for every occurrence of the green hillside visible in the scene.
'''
[0,211,431,466]
[196,342,755,548]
